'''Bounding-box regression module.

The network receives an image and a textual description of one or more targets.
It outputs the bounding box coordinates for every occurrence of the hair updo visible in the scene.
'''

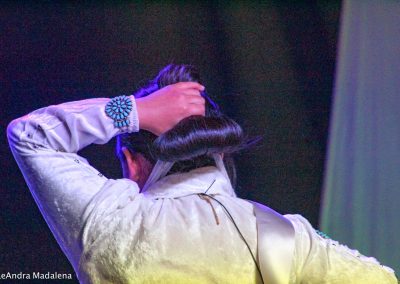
[117,64,250,187]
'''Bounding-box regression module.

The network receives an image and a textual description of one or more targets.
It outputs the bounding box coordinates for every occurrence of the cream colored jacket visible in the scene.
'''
[7,97,397,284]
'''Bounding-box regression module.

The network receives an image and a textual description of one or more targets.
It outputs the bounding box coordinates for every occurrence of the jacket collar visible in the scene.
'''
[142,166,236,199]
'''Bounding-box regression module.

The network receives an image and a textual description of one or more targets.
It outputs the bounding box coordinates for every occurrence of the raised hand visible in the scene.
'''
[135,82,205,136]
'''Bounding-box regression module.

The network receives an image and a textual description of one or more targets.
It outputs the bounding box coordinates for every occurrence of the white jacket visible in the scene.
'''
[7,97,397,284]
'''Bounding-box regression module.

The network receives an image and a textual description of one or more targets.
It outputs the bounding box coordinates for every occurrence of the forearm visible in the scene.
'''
[7,96,139,154]
[7,95,141,266]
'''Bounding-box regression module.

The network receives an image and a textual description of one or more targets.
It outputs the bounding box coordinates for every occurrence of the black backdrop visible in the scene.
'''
[0,2,340,282]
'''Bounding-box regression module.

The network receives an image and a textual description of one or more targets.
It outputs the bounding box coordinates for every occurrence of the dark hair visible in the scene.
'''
[117,64,250,187]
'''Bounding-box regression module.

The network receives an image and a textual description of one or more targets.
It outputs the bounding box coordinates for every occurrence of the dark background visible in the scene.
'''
[0,2,341,282]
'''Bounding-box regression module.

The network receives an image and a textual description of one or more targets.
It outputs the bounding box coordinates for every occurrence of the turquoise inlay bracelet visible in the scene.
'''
[105,95,133,128]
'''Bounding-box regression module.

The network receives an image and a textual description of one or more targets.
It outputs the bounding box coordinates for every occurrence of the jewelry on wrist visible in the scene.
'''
[105,95,133,128]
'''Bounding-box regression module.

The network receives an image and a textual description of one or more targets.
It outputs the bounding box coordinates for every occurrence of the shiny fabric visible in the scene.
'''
[7,97,397,283]
[251,202,295,284]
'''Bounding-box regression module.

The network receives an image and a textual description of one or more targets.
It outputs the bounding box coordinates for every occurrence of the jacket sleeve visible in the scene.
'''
[7,96,140,266]
[285,214,397,284]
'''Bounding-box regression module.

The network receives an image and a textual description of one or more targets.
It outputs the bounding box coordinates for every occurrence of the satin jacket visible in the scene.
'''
[7,97,397,284]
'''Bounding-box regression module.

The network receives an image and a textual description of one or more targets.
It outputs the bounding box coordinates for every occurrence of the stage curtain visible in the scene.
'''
[321,0,400,272]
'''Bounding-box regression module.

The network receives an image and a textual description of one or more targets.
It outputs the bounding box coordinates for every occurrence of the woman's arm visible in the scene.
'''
[286,214,397,283]
[7,97,140,267]
[7,82,205,267]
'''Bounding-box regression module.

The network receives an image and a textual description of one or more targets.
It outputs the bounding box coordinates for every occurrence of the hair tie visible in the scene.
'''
[201,90,220,113]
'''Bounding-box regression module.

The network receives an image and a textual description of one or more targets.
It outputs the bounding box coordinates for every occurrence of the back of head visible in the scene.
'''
[117,64,248,187]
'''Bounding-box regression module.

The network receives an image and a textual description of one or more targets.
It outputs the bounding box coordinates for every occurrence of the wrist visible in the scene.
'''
[106,95,139,132]
[135,96,151,133]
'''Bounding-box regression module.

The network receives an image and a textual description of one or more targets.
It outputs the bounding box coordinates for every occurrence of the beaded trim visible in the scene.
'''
[315,229,330,239]
[105,95,133,128]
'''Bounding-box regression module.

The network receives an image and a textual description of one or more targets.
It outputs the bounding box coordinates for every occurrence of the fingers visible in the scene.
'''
[175,85,206,104]
[180,88,202,97]
[174,81,205,91]
[188,95,205,105]
[189,103,206,116]
[162,82,206,116]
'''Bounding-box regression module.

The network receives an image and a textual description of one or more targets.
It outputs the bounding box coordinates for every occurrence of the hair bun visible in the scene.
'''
[152,115,245,162]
